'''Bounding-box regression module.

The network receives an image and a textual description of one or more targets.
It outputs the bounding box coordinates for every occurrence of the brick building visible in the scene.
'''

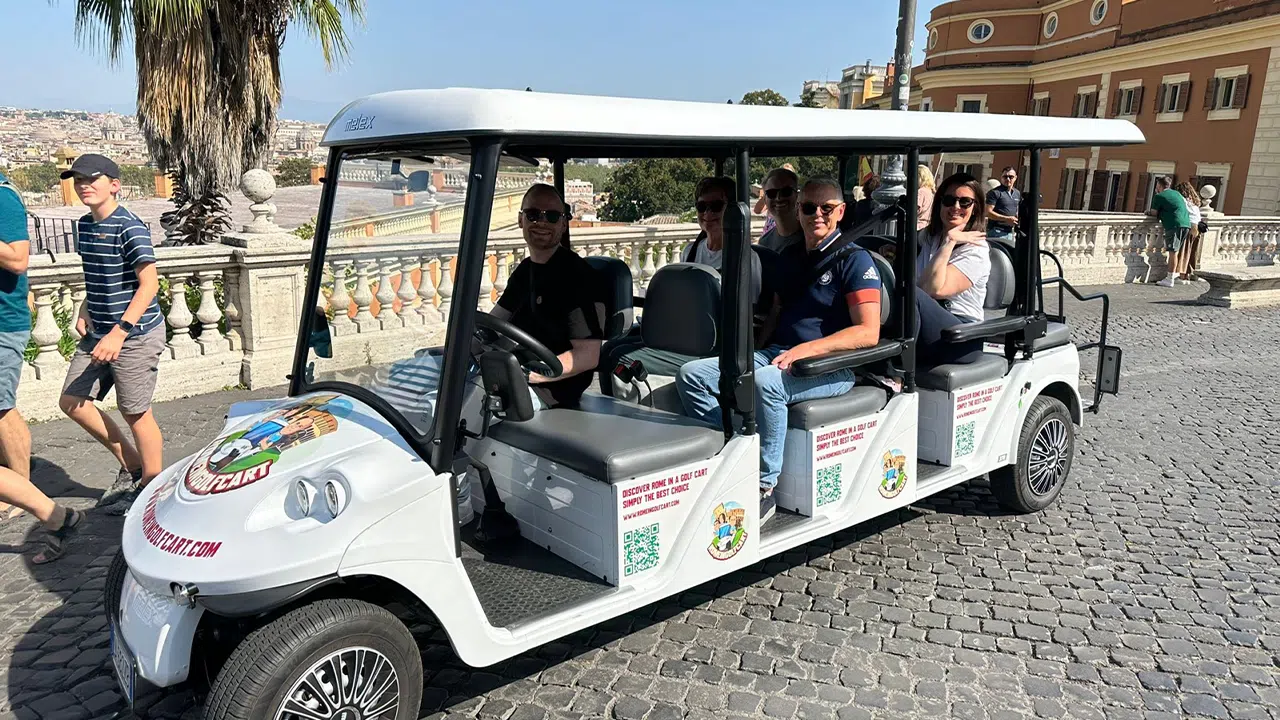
[872,0,1280,215]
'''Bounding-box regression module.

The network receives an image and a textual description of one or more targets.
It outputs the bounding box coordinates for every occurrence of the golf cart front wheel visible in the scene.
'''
[990,396,1074,513]
[204,598,422,720]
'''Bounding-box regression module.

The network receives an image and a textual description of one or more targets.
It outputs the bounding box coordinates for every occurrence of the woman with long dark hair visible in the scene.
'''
[913,172,992,368]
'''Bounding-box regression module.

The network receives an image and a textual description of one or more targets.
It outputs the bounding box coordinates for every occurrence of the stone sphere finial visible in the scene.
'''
[1199,184,1216,202]
[239,168,280,233]
[240,168,276,203]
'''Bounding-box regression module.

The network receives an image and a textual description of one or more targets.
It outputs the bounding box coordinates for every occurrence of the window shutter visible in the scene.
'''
[1133,86,1144,115]
[1233,73,1251,109]
[1044,97,1051,116]
[1089,170,1110,210]
[1156,84,1167,114]
[1111,89,1122,117]
[1205,78,1219,110]
[1134,172,1151,211]
[1177,81,1192,112]
[1057,168,1070,209]
[1071,170,1088,210]
[1115,172,1130,212]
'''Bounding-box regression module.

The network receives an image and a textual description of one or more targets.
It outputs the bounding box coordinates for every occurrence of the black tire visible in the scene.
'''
[204,598,423,720]
[990,395,1074,513]
[104,549,129,622]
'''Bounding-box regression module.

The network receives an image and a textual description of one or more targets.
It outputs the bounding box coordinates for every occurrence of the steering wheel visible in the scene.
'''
[473,313,563,379]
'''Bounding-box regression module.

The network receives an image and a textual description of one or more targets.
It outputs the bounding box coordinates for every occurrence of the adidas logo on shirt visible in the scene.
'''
[863,266,879,281]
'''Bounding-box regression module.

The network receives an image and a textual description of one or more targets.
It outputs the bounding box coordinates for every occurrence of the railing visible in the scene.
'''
[27,215,156,255]
[328,189,528,242]
[12,200,1280,421]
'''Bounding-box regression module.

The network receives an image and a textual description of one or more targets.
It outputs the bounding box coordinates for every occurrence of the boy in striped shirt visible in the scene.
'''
[58,154,166,515]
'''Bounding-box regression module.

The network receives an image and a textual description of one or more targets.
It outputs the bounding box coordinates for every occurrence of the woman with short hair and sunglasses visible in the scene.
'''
[914,172,991,368]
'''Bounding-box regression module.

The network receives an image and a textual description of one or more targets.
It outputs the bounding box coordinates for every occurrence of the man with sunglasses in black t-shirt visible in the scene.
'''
[490,184,607,408]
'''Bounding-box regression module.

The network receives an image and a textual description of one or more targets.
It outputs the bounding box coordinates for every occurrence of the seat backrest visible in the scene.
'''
[985,243,1016,310]
[584,255,634,340]
[866,250,895,327]
[641,263,721,357]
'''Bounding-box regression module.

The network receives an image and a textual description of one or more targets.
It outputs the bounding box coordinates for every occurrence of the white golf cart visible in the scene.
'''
[106,88,1140,719]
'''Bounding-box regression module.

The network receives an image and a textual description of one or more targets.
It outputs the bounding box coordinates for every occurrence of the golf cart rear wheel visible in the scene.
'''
[990,396,1074,513]
[204,598,422,720]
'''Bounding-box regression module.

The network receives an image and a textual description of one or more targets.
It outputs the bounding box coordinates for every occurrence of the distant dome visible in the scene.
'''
[54,146,77,160]
[296,127,315,141]
[102,116,124,131]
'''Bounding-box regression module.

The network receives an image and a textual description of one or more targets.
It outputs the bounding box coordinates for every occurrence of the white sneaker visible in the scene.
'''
[1157,276,1175,287]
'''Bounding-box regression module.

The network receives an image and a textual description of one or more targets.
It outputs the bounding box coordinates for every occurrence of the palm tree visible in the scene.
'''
[73,0,364,244]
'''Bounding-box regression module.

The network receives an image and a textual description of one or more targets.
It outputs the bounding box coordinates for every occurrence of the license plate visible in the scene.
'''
[109,621,136,707]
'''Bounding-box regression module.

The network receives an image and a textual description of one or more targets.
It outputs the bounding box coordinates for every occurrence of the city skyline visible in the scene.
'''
[5,0,947,123]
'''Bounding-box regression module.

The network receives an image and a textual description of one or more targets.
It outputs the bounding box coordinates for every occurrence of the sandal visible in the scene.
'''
[0,503,28,523]
[31,507,84,565]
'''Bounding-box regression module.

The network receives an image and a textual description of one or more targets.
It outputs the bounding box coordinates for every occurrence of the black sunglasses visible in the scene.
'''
[521,208,565,223]
[941,195,976,209]
[800,202,843,216]
[695,199,726,214]
[764,187,796,200]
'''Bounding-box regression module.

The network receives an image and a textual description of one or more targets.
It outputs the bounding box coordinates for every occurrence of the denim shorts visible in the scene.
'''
[0,330,29,412]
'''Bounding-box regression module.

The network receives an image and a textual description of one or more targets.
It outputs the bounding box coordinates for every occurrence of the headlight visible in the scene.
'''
[324,480,347,518]
[295,480,315,515]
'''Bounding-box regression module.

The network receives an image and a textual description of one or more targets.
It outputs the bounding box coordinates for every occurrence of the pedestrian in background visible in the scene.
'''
[57,154,166,515]
[917,164,936,231]
[0,169,83,563]
[1146,176,1191,287]
[985,166,1022,242]
[1175,181,1203,282]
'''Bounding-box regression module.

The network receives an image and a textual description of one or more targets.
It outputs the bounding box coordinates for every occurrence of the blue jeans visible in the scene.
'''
[987,227,1014,241]
[675,346,857,490]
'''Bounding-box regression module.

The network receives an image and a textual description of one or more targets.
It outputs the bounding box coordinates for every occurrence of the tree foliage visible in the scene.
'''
[276,157,315,187]
[74,0,365,243]
[600,158,710,222]
[797,88,821,108]
[119,164,156,192]
[740,89,790,107]
[4,163,60,193]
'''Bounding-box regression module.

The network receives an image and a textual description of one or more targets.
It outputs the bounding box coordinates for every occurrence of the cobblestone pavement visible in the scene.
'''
[2,280,1278,720]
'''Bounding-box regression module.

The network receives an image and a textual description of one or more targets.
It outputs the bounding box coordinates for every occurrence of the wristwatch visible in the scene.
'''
[117,319,136,333]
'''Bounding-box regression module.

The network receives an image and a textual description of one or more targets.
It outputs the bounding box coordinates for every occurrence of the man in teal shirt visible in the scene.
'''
[0,170,83,563]
[1147,175,1191,287]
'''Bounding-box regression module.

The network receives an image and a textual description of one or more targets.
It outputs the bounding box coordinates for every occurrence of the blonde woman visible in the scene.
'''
[1175,181,1203,282]
[917,164,937,231]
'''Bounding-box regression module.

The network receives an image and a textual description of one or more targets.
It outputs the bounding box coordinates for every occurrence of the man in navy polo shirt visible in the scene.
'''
[676,178,882,522]
[57,154,165,515]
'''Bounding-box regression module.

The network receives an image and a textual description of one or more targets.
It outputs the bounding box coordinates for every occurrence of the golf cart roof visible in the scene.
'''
[320,87,1146,156]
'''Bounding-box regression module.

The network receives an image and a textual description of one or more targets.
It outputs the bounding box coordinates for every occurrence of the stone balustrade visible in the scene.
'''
[11,170,1279,421]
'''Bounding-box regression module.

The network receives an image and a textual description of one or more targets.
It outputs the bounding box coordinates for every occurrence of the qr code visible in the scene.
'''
[816,464,843,506]
[624,523,660,577]
[956,421,977,457]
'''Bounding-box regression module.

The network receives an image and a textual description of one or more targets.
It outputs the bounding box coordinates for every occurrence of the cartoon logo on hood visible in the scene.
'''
[185,394,352,495]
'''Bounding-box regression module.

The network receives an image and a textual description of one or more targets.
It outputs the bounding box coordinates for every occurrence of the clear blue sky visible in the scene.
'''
[5,0,948,122]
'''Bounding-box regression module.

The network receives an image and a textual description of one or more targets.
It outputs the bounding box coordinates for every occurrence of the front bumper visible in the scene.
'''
[117,568,204,688]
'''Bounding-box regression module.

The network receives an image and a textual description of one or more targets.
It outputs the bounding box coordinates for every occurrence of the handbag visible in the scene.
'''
[1198,219,1209,234]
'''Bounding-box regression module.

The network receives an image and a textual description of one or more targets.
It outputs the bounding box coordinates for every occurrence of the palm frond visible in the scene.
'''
[288,0,365,69]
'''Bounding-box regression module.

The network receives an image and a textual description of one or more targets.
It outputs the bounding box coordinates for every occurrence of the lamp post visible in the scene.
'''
[871,0,918,222]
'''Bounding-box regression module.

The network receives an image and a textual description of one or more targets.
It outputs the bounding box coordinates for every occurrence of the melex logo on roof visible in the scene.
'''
[344,114,375,132]
[185,394,352,495]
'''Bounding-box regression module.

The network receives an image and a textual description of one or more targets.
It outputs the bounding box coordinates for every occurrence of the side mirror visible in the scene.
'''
[309,307,333,359]
[478,351,535,423]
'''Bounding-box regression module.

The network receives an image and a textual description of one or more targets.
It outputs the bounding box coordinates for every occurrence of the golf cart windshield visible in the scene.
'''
[300,151,545,439]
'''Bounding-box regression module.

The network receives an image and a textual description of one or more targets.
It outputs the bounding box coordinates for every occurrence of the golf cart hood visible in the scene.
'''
[120,391,441,600]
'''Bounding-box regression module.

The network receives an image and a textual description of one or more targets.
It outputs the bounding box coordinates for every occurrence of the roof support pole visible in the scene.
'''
[870,0,918,226]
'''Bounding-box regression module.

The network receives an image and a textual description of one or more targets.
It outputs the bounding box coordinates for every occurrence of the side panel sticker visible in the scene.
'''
[708,501,748,561]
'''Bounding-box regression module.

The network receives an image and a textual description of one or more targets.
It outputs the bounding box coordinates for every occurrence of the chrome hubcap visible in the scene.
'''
[276,647,400,720]
[1028,418,1069,496]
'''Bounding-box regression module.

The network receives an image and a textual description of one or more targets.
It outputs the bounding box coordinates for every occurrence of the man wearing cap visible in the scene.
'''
[57,154,165,515]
